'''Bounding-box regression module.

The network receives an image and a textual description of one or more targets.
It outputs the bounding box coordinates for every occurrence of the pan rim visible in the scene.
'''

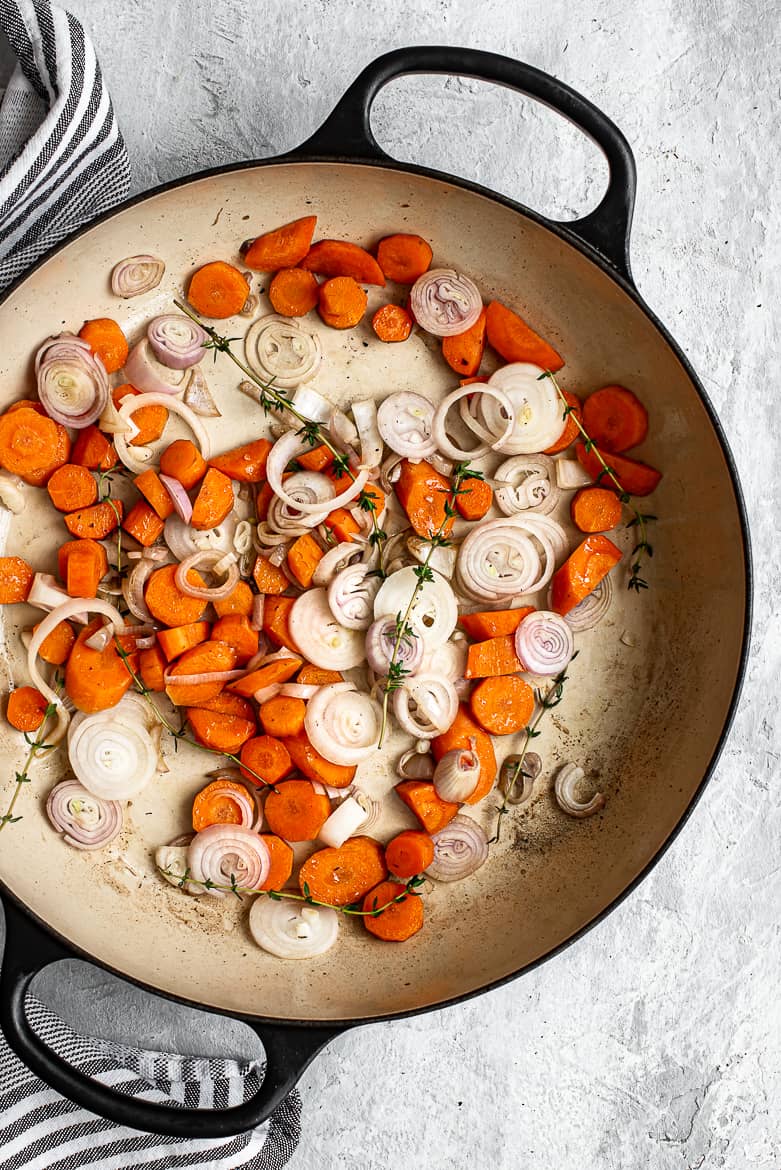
[0,152,753,1030]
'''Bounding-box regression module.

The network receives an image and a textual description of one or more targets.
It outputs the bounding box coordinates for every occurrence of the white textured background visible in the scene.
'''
[5,1,781,1167]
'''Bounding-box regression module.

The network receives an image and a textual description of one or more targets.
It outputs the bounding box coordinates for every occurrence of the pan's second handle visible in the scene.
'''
[294,46,637,282]
[0,897,342,1137]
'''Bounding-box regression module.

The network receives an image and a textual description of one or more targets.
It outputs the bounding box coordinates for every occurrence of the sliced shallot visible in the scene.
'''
[555,458,592,490]
[267,470,335,532]
[351,398,384,470]
[67,697,158,800]
[431,384,515,461]
[499,752,542,806]
[248,897,338,959]
[409,268,482,337]
[396,749,435,780]
[288,588,366,671]
[425,814,489,882]
[365,614,425,676]
[393,674,458,739]
[484,363,562,454]
[376,392,436,459]
[304,682,383,764]
[494,454,560,515]
[159,474,193,523]
[561,575,613,632]
[373,566,457,650]
[174,549,240,600]
[266,430,367,515]
[114,392,210,474]
[156,842,203,895]
[311,542,362,588]
[0,472,26,514]
[35,334,109,428]
[188,824,271,897]
[456,514,567,601]
[554,763,605,818]
[244,315,323,389]
[124,339,190,396]
[184,366,221,417]
[111,254,165,297]
[318,796,368,848]
[46,780,123,851]
[148,314,207,369]
[433,743,480,802]
[515,610,574,676]
[327,562,381,631]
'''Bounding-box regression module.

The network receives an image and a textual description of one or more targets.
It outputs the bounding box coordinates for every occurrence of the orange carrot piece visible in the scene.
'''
[255,480,274,520]
[156,621,211,662]
[302,239,385,286]
[57,538,108,589]
[458,607,535,641]
[46,464,97,512]
[544,390,582,454]
[187,708,256,755]
[193,691,256,721]
[213,580,254,618]
[570,486,623,533]
[385,830,435,879]
[298,837,387,904]
[0,556,34,603]
[209,438,272,483]
[460,376,489,386]
[268,267,320,316]
[242,216,318,271]
[164,640,238,707]
[576,442,662,497]
[297,444,332,473]
[133,469,175,519]
[432,704,497,805]
[6,686,48,732]
[258,695,306,738]
[485,299,563,371]
[283,732,356,789]
[582,385,649,453]
[363,880,424,942]
[296,664,342,686]
[259,834,294,891]
[376,234,433,283]
[395,459,455,539]
[470,675,535,736]
[122,500,165,547]
[262,596,300,653]
[159,439,207,490]
[318,275,368,329]
[78,317,128,374]
[0,407,68,485]
[228,656,301,697]
[71,425,117,470]
[191,467,235,531]
[144,564,206,627]
[323,507,361,543]
[239,735,293,787]
[549,533,623,616]
[455,475,493,521]
[65,620,138,713]
[286,533,324,588]
[63,541,106,598]
[263,778,331,842]
[192,779,257,831]
[371,303,413,342]
[442,307,487,377]
[187,260,249,319]
[138,644,167,692]
[464,635,523,679]
[211,614,259,665]
[113,384,168,447]
[34,619,75,665]
[64,499,123,540]
[252,554,289,595]
[395,780,459,835]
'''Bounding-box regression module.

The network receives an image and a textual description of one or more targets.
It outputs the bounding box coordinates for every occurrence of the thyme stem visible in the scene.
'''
[0,698,59,831]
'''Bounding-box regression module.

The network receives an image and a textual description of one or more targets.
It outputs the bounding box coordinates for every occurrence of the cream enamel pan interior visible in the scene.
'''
[0,159,747,1023]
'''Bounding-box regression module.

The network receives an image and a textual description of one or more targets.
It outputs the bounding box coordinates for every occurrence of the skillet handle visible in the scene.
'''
[294,46,637,281]
[0,897,342,1137]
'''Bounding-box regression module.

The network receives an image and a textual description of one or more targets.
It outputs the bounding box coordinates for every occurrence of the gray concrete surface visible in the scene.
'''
[3,1,780,1166]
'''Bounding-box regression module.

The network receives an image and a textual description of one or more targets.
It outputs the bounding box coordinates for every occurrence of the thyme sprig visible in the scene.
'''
[489,660,574,845]
[377,461,482,747]
[159,866,425,915]
[174,300,388,575]
[0,698,59,831]
[539,370,656,592]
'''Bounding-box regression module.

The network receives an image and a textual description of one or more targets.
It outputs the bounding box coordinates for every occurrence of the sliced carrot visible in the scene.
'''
[283,733,356,789]
[252,554,289,595]
[268,267,320,316]
[133,469,174,519]
[296,664,342,686]
[46,464,97,512]
[262,596,300,653]
[211,614,259,665]
[432,705,497,805]
[71,425,117,470]
[191,467,235,530]
[164,639,238,707]
[394,780,458,835]
[193,691,255,721]
[460,376,489,386]
[485,300,563,371]
[458,607,535,641]
[376,234,433,283]
[371,304,413,342]
[470,675,535,736]
[156,621,211,662]
[298,837,387,904]
[287,533,324,588]
[187,260,249,319]
[255,480,274,520]
[0,407,69,485]
[296,443,332,473]
[192,779,258,831]
[442,307,487,377]
[259,834,294,891]
[113,384,168,447]
[318,275,368,329]
[323,507,361,543]
[302,240,385,285]
[258,695,306,738]
[239,735,293,787]
[395,459,455,539]
[455,475,493,521]
[57,539,108,590]
[549,533,623,616]
[576,442,662,497]
[363,880,424,942]
[264,778,331,842]
[242,216,318,271]
[385,830,434,879]
[138,644,167,692]
[78,317,128,374]
[228,655,301,697]
[209,438,272,483]
[122,500,165,547]
[34,619,75,666]
[144,564,206,627]
[63,540,107,598]
[0,557,34,603]
[6,686,48,732]
[65,620,138,713]
[187,708,256,755]
[159,439,207,490]
[63,499,123,540]
[464,634,523,679]
[213,580,254,618]
[582,385,649,453]
[570,486,623,533]
[544,389,582,454]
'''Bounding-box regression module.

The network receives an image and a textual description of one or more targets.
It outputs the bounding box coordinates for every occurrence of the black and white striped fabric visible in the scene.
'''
[0,0,130,290]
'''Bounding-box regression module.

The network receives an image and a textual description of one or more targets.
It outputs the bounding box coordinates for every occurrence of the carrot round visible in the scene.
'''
[213,580,254,618]
[164,640,238,707]
[464,634,523,679]
[371,304,413,343]
[576,442,662,497]
[376,234,432,283]
[240,735,293,786]
[544,390,582,454]
[385,830,434,879]
[549,533,623,615]
[485,299,563,371]
[156,621,211,662]
[263,779,331,842]
[122,500,165,547]
[65,621,138,713]
[34,619,75,665]
[192,778,256,831]
[64,499,123,540]
[194,691,255,721]
[78,318,128,374]
[441,307,487,376]
[6,686,48,732]
[133,469,175,519]
[71,425,117,470]
[363,880,424,942]
[144,564,207,627]
[209,438,272,483]
[259,834,295,891]
[258,695,306,738]
[582,385,649,453]
[570,486,623,533]
[431,704,497,805]
[113,384,168,447]
[318,276,368,329]
[455,475,493,521]
[187,707,256,754]
[0,407,68,485]
[301,240,385,286]
[46,463,98,512]
[228,656,302,698]
[138,644,167,692]
[242,216,317,271]
[283,732,356,789]
[0,556,34,603]
[211,614,258,665]
[268,267,320,316]
[298,836,387,905]
[470,675,535,736]
[159,438,207,489]
[187,261,249,319]
[59,538,108,598]
[191,467,235,530]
